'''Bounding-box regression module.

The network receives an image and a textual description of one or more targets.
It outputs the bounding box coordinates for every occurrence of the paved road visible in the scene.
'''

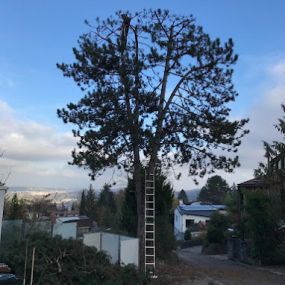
[178,246,285,285]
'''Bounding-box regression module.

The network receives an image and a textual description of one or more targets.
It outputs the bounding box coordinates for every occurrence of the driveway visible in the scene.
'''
[178,246,285,285]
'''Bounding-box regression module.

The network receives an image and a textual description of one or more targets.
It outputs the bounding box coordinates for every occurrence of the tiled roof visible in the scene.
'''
[177,202,225,216]
[237,177,264,188]
[57,215,90,223]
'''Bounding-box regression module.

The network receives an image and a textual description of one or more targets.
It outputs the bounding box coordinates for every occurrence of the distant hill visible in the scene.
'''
[6,187,80,204]
[5,186,121,205]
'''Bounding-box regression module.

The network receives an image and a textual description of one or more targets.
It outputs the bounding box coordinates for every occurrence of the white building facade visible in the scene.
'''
[174,202,226,239]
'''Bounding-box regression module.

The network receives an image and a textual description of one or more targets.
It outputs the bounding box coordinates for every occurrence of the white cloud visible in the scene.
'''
[1,56,285,191]
[0,100,94,188]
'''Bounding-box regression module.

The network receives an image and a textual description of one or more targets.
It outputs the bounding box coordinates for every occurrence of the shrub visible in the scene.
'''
[0,232,147,285]
[206,212,230,245]
[245,191,283,265]
[184,229,192,241]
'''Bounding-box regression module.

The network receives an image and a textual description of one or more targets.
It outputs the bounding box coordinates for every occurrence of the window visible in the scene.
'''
[186,219,194,228]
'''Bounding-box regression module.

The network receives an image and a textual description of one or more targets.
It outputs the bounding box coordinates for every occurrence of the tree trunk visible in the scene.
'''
[134,156,144,269]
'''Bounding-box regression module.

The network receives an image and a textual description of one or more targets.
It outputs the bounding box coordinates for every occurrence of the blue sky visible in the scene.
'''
[0,0,284,190]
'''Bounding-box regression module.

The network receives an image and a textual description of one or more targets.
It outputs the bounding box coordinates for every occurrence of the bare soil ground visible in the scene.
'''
[150,247,285,285]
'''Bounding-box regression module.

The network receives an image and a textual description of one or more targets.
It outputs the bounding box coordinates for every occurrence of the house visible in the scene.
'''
[53,215,96,239]
[237,152,285,240]
[174,202,226,239]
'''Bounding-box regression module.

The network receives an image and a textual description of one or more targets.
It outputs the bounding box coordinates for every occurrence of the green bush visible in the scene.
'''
[0,232,147,285]
[206,212,230,245]
[245,191,284,265]
[184,229,192,241]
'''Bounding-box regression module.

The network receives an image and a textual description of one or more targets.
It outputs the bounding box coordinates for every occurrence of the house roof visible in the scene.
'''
[180,210,217,218]
[57,215,90,224]
[237,177,264,188]
[177,202,225,216]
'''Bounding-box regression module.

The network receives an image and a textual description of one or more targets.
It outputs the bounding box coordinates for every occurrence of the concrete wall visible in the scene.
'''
[83,232,138,266]
[53,222,77,239]
[83,232,101,249]
[101,232,119,263]
[120,237,139,266]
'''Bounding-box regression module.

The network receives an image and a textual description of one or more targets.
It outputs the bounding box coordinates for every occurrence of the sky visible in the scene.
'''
[0,0,285,191]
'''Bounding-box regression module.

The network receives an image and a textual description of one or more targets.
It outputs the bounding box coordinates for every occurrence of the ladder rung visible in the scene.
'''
[145,238,154,241]
[146,246,155,248]
[145,223,154,225]
[145,254,155,257]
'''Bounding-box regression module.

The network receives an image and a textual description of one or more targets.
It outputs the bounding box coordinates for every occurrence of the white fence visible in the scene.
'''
[83,232,139,267]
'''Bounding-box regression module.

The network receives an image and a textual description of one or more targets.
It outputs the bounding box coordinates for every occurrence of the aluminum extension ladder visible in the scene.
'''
[144,169,156,274]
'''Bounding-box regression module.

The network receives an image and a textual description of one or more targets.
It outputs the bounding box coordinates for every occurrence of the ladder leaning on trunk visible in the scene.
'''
[144,169,156,274]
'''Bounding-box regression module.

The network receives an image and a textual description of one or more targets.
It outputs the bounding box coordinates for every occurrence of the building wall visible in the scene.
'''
[53,222,77,239]
[174,209,182,234]
[83,232,101,249]
[174,208,210,236]
[83,232,139,266]
[182,214,209,232]
[120,237,139,267]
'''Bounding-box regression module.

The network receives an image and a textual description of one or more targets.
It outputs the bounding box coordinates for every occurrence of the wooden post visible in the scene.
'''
[30,247,36,285]
[23,240,28,285]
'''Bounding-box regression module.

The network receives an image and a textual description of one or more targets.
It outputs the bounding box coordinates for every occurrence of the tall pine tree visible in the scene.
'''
[57,9,249,266]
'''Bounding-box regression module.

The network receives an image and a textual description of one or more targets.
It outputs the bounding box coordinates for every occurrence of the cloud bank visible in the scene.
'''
[0,57,284,191]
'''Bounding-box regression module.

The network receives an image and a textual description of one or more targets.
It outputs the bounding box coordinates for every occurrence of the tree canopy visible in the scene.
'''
[58,9,248,180]
[253,104,285,217]
[198,175,230,204]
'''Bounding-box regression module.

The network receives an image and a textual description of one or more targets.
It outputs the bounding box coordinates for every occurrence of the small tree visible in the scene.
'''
[28,194,56,220]
[121,169,175,258]
[7,193,27,220]
[79,190,86,215]
[206,212,230,245]
[254,104,285,218]
[245,191,281,264]
[97,184,117,228]
[121,179,137,236]
[198,175,230,204]
[184,229,192,241]
[177,189,189,204]
[85,185,97,220]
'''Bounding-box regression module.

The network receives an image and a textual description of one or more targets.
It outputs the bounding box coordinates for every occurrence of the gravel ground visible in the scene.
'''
[178,246,285,285]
